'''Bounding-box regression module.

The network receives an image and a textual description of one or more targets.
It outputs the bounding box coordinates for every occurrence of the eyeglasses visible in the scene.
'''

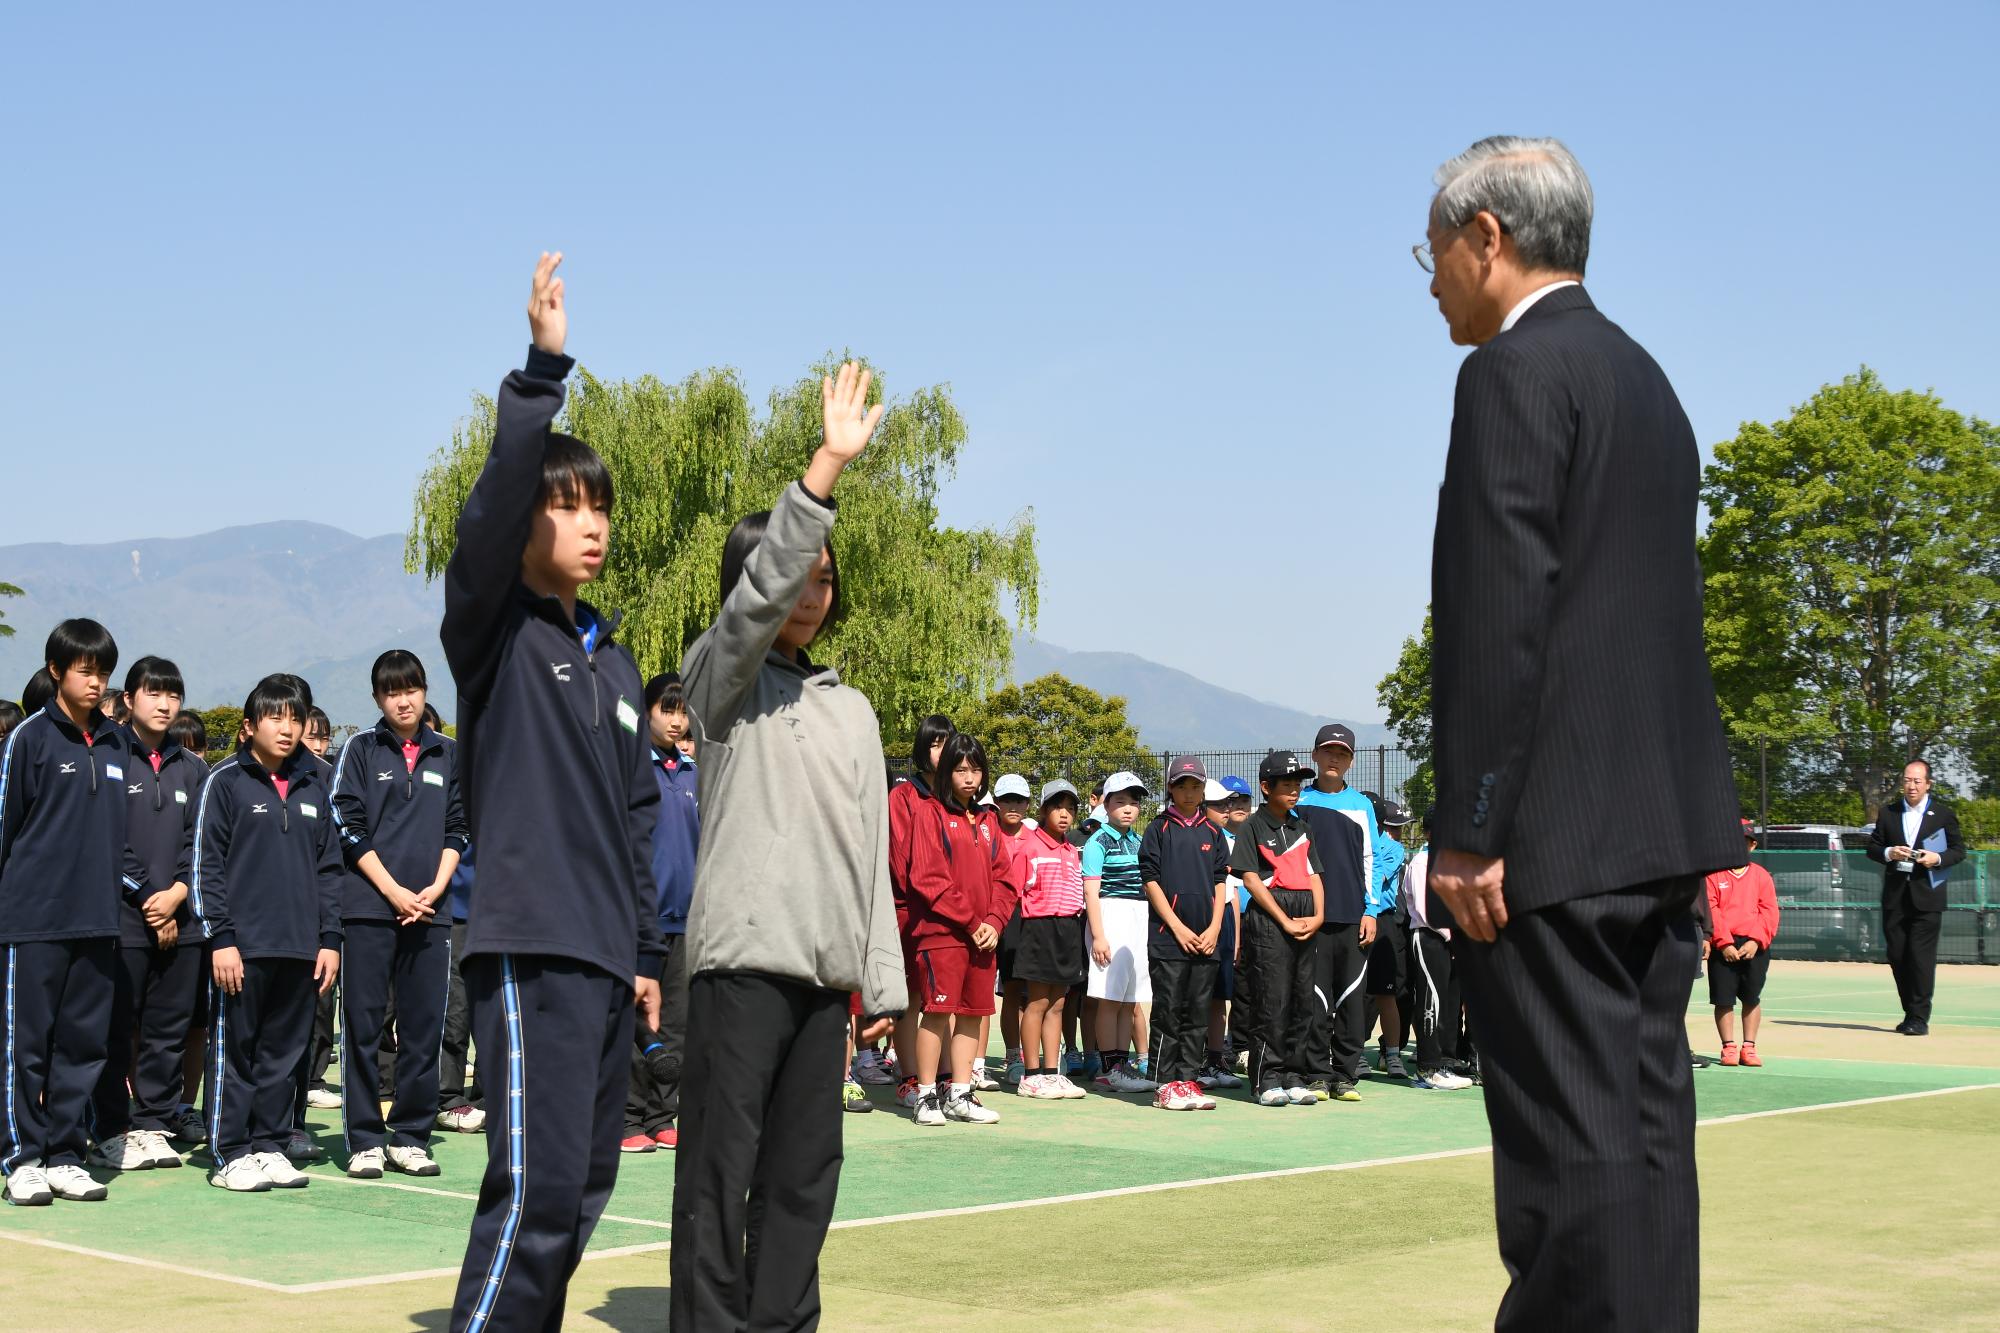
[1413,242,1434,274]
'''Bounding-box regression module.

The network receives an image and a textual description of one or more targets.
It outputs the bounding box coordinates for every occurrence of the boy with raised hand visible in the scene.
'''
[191,673,345,1192]
[330,649,467,1180]
[1294,723,1378,1101]
[90,656,207,1173]
[443,254,664,1332]
[0,618,130,1205]
[1139,757,1229,1110]
[1231,751,1326,1106]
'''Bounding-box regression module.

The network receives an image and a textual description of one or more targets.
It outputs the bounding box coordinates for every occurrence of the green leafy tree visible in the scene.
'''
[1374,610,1435,814]
[1700,368,2000,812]
[406,357,1037,742]
[0,581,21,639]
[199,704,245,761]
[954,673,1159,793]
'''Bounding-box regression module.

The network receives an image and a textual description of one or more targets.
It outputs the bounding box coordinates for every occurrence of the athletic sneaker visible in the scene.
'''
[138,1129,183,1167]
[1063,1050,1089,1077]
[1154,1080,1204,1111]
[1257,1086,1291,1107]
[168,1105,208,1144]
[90,1131,164,1172]
[255,1151,308,1188]
[283,1129,323,1163]
[1415,1067,1474,1091]
[1306,1080,1331,1102]
[305,1086,342,1109]
[851,1051,896,1085]
[1093,1067,1119,1091]
[4,1163,53,1206]
[619,1134,656,1153]
[944,1090,1000,1125]
[209,1155,272,1193]
[1378,1047,1410,1080]
[1107,1065,1157,1094]
[1004,1059,1026,1087]
[1188,1081,1217,1110]
[386,1145,441,1176]
[896,1077,923,1110]
[842,1079,873,1113]
[347,1147,386,1178]
[436,1105,487,1133]
[1739,1042,1762,1068]
[1353,1055,1371,1083]
[1330,1080,1362,1103]
[1719,1041,1741,1067]
[653,1127,678,1149]
[1286,1084,1318,1106]
[1083,1052,1104,1079]
[1016,1074,1057,1099]
[1048,1074,1086,1099]
[914,1091,946,1127]
[971,1063,1003,1093]
[1198,1061,1244,1090]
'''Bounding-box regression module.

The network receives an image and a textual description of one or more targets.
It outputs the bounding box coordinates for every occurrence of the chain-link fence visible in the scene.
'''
[1754,849,1997,965]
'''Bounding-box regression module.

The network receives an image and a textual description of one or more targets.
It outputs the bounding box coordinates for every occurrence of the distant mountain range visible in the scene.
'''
[0,524,1382,750]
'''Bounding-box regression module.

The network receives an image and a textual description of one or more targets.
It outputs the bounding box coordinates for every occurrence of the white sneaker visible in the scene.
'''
[436,1105,487,1133]
[305,1086,342,1109]
[1419,1068,1475,1090]
[1015,1074,1050,1099]
[256,1151,308,1188]
[89,1132,160,1172]
[44,1163,108,1201]
[1257,1086,1291,1107]
[1107,1065,1157,1094]
[209,1155,272,1192]
[971,1063,1003,1093]
[944,1090,1000,1124]
[913,1091,946,1127]
[346,1147,385,1178]
[138,1129,184,1167]
[4,1163,53,1206]
[1153,1080,1204,1111]
[385,1144,441,1177]
[1052,1074,1087,1100]
[896,1078,923,1110]
[1285,1084,1317,1105]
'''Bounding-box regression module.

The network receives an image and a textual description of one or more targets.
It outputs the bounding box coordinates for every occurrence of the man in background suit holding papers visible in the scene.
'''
[1866,759,1965,1036]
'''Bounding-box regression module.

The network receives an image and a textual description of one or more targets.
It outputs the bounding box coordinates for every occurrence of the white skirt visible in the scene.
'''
[1086,898,1153,1003]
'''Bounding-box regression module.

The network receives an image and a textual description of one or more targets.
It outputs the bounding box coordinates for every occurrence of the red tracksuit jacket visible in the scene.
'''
[903,800,1021,949]
[1704,864,1779,950]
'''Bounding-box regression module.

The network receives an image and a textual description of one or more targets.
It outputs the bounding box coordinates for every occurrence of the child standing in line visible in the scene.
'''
[0,619,130,1205]
[1199,778,1246,1089]
[1404,818,1475,1090]
[297,704,343,1117]
[1231,751,1327,1107]
[903,734,1019,1126]
[1294,724,1376,1101]
[1013,780,1088,1100]
[989,771,1033,1087]
[1084,772,1154,1093]
[330,650,467,1180]
[1362,793,1415,1080]
[885,714,955,1108]
[192,673,344,1192]
[1707,820,1780,1067]
[1139,758,1228,1111]
[90,655,207,1173]
[434,847,485,1134]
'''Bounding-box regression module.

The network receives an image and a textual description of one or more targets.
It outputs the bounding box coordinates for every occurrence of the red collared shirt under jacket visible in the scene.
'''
[1703,863,1779,950]
[903,800,1022,947]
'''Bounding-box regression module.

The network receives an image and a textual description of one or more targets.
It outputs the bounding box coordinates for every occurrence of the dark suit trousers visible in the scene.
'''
[1882,878,1941,1025]
[1456,877,1701,1333]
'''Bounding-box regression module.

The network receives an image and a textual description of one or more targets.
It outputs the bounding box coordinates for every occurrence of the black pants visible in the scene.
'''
[440,922,481,1111]
[308,981,337,1085]
[1882,880,1941,1025]
[343,920,451,1151]
[1146,953,1218,1084]
[1308,920,1367,1083]
[626,934,690,1136]
[1239,892,1317,1091]
[212,958,317,1166]
[671,972,847,1332]
[93,941,204,1138]
[1,938,115,1172]
[1411,927,1461,1070]
[1456,877,1701,1333]
[451,954,632,1333]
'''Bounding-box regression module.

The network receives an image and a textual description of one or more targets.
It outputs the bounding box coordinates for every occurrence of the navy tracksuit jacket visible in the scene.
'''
[0,700,128,1174]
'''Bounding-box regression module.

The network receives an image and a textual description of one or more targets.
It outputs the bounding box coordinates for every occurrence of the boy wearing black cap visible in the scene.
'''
[1230,752,1326,1106]
[1364,793,1415,1080]
[1139,757,1228,1110]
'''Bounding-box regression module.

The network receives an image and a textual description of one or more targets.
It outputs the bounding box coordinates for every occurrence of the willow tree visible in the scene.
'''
[405,356,1039,741]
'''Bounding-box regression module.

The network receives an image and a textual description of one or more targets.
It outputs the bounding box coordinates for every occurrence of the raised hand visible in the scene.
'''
[819,361,885,464]
[528,251,567,356]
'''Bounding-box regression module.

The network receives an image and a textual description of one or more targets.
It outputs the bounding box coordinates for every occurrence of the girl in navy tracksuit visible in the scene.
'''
[190,673,344,1192]
[443,257,665,1333]
[0,619,128,1206]
[330,649,468,1179]
[90,655,209,1173]
[623,671,699,1152]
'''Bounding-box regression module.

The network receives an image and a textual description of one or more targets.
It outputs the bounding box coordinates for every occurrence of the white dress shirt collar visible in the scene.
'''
[1499,279,1581,333]
[1901,796,1930,849]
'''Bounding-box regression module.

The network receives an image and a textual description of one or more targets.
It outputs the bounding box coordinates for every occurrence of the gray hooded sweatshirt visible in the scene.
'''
[679,481,908,1017]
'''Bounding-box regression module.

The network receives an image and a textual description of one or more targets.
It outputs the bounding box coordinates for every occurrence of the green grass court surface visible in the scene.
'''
[4,961,1997,1330]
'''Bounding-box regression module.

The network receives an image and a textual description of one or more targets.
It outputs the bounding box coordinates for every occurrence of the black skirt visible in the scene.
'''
[1015,914,1087,987]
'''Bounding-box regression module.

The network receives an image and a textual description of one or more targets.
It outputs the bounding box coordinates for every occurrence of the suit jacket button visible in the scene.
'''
[1475,799,1490,813]
[1471,813,1487,827]
[1481,773,1497,786]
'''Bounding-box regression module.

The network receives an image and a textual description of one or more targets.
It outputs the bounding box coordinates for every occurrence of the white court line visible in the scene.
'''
[318,1170,671,1230]
[18,1081,1998,1294]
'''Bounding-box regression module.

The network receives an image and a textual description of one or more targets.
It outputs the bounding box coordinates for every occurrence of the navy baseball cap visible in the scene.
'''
[1258,751,1314,783]
[1313,723,1356,753]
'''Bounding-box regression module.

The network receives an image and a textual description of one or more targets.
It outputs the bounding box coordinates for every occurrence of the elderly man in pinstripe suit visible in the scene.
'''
[1416,137,1743,1331]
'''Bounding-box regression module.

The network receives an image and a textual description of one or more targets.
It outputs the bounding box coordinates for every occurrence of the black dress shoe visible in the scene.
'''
[1895,1020,1914,1035]
[1906,1021,1929,1036]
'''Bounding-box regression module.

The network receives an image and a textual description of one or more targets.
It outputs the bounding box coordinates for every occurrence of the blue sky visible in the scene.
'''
[9,2,1995,722]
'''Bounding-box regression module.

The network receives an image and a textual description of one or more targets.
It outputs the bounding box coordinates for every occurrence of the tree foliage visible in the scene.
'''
[198,704,245,761]
[1374,610,1435,813]
[1700,368,2000,807]
[0,581,21,639]
[405,356,1038,741]
[954,673,1160,793]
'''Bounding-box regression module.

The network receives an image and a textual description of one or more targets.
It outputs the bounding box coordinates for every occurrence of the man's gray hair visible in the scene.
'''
[1431,136,1593,276]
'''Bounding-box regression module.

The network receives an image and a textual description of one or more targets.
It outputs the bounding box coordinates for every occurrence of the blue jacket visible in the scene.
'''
[329,720,469,924]
[650,749,699,935]
[191,746,344,960]
[0,700,130,944]
[1373,836,1406,918]
[1294,784,1375,923]
[448,846,474,923]
[117,725,208,948]
[439,347,664,985]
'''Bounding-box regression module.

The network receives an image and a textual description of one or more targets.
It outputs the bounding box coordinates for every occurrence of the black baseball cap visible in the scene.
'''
[1258,750,1314,784]
[1371,794,1414,827]
[1313,723,1356,753]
